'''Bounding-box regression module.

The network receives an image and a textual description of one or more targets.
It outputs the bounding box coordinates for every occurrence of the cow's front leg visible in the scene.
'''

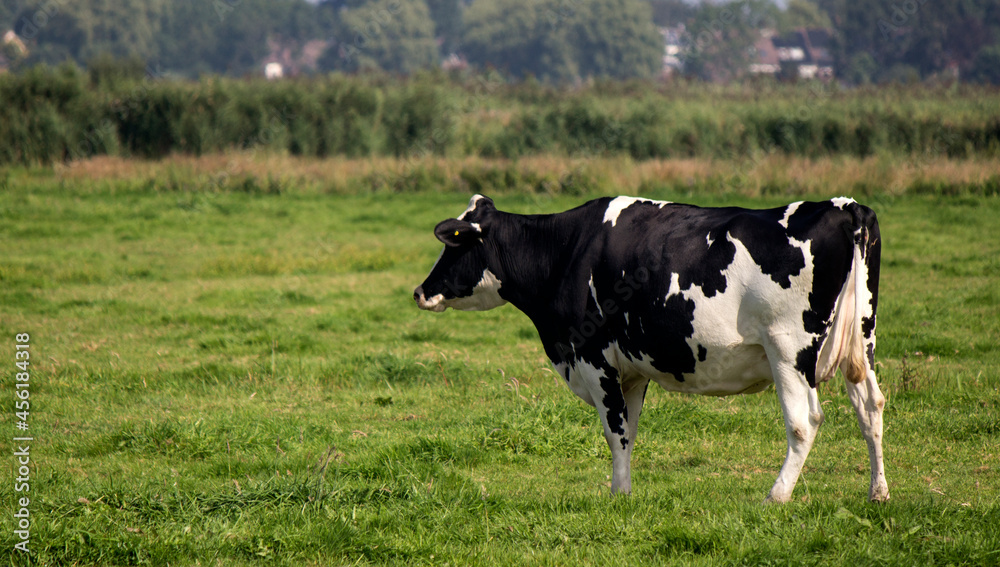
[623,378,650,454]
[596,398,632,495]
[579,364,639,495]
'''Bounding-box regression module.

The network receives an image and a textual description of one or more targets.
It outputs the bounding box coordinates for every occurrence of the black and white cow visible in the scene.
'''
[414,195,888,502]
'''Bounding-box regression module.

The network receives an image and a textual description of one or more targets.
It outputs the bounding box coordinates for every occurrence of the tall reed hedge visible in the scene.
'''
[1,64,999,166]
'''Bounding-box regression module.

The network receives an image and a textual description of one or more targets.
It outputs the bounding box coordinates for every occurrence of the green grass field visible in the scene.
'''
[1,159,998,565]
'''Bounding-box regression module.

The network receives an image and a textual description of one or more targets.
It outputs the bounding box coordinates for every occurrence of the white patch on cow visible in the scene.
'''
[559,359,600,407]
[665,272,681,300]
[457,194,486,220]
[779,201,803,228]
[441,268,507,311]
[589,275,602,316]
[706,233,714,247]
[624,312,630,326]
[469,221,484,243]
[603,196,668,227]
[830,196,856,210]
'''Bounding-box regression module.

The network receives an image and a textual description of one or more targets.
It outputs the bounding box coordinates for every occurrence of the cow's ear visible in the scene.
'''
[434,219,482,247]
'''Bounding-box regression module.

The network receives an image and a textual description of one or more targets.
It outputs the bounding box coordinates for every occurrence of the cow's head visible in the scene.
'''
[414,195,507,312]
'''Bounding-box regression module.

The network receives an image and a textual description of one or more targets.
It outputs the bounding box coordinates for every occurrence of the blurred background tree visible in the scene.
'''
[461,0,579,81]
[572,0,664,79]
[648,0,695,26]
[776,0,831,32]
[682,0,778,83]
[318,0,438,74]
[816,0,999,83]
[969,44,1000,85]
[462,0,661,81]
[2,0,999,84]
[425,0,464,56]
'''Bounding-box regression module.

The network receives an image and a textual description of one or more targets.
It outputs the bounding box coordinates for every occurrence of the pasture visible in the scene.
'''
[1,155,998,565]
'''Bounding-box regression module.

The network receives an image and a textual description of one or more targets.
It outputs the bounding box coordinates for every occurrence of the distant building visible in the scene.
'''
[264,62,284,80]
[659,25,835,81]
[751,30,781,75]
[441,53,468,72]
[262,38,329,77]
[752,28,835,80]
[660,26,685,77]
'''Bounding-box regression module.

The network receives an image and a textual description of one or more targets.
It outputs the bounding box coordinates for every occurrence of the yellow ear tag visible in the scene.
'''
[454,230,460,236]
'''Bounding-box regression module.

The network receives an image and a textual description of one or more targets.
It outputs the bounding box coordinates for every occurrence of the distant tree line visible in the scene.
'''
[1,0,999,84]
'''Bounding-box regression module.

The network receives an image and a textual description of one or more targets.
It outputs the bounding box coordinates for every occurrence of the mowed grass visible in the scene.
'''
[1,162,998,566]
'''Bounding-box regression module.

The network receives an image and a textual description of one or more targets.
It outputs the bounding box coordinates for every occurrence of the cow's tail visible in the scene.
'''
[817,203,880,385]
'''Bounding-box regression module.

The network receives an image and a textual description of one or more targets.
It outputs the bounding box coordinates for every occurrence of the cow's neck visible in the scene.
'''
[489,210,585,322]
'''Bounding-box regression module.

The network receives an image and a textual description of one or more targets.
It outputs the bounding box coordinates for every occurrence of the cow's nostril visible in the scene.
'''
[413,287,423,301]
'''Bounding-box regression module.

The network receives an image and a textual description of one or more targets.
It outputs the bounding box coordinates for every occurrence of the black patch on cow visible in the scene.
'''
[644,295,695,383]
[862,208,881,340]
[729,209,806,289]
[697,344,707,362]
[676,228,735,298]
[860,208,881,367]
[796,336,823,388]
[598,364,627,438]
[861,315,876,340]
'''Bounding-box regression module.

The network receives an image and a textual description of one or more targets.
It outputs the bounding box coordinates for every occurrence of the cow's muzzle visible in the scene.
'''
[413,286,446,312]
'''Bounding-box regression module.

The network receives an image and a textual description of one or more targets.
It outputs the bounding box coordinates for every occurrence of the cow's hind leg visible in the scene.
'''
[844,364,889,502]
[766,357,825,503]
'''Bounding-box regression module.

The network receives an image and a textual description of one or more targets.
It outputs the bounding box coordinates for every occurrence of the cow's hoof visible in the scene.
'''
[869,487,890,503]
[763,493,790,504]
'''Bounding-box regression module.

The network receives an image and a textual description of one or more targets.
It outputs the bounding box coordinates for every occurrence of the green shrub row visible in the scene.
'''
[2,64,999,166]
[488,96,1000,159]
[0,65,456,164]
